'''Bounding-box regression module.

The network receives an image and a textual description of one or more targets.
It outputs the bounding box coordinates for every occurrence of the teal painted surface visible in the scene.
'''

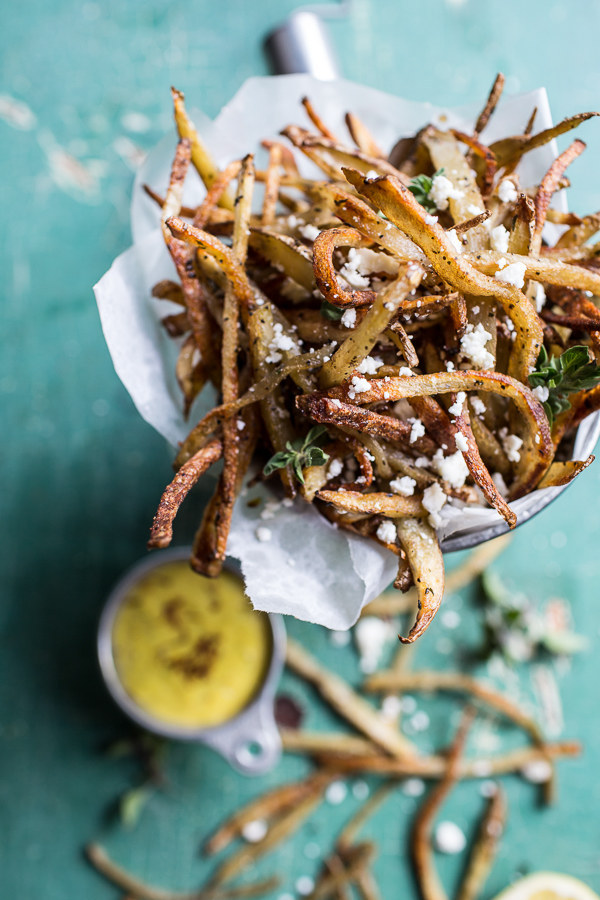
[2,0,600,896]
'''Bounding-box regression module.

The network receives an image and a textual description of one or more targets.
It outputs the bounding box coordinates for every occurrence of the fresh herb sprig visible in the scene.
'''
[320,299,344,321]
[263,425,330,484]
[407,168,444,214]
[528,345,600,425]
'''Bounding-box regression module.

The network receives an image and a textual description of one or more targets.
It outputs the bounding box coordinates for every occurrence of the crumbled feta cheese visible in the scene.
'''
[467,204,483,216]
[260,499,281,520]
[425,213,438,225]
[326,458,344,479]
[354,616,395,673]
[241,819,268,842]
[496,257,509,269]
[348,247,399,276]
[408,418,425,443]
[448,391,466,417]
[325,780,348,804]
[430,173,464,211]
[380,695,403,720]
[341,308,357,328]
[500,429,523,463]
[498,178,518,203]
[236,419,246,431]
[402,778,425,797]
[534,282,546,312]
[446,228,463,254]
[330,398,342,408]
[422,482,448,527]
[495,260,526,288]
[255,526,272,542]
[470,395,486,416]
[348,375,371,399]
[460,323,494,369]
[532,385,549,402]
[414,456,430,468]
[435,821,467,854]
[298,223,320,242]
[286,214,299,229]
[455,431,469,452]
[471,305,480,314]
[521,760,553,784]
[445,360,455,372]
[390,475,417,496]
[364,169,379,182]
[432,448,469,489]
[296,876,316,896]
[376,520,397,544]
[265,322,295,363]
[399,366,415,377]
[357,355,384,375]
[490,223,509,253]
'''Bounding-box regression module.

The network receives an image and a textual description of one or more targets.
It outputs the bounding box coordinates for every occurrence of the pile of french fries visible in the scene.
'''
[147,76,600,640]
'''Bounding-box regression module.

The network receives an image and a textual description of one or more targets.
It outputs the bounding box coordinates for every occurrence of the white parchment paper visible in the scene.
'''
[94,75,580,628]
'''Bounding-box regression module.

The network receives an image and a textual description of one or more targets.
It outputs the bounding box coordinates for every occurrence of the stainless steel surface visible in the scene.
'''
[441,412,600,553]
[264,10,341,79]
[97,548,285,776]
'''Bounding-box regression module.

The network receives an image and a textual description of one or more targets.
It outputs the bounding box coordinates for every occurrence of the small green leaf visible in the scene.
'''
[541,630,587,656]
[320,300,344,321]
[120,785,152,829]
[407,168,444,214]
[263,451,293,477]
[263,425,330,483]
[529,345,600,425]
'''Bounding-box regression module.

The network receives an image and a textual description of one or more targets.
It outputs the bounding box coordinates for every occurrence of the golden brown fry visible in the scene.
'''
[537,455,594,488]
[192,155,255,575]
[317,489,424,518]
[344,168,543,382]
[313,226,378,308]
[412,710,474,900]
[364,534,511,617]
[468,248,600,296]
[204,772,334,856]
[396,518,445,642]
[531,140,586,256]
[209,789,324,887]
[285,638,417,758]
[302,96,339,141]
[261,144,282,225]
[171,87,234,209]
[193,160,242,228]
[456,788,507,900]
[309,844,376,900]
[86,843,279,900]
[345,111,384,157]
[148,438,223,549]
[364,670,545,746]
[474,73,505,135]
[490,111,598,172]
[280,729,377,758]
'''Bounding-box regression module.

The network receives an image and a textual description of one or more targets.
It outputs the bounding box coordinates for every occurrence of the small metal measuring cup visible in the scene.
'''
[98,548,285,775]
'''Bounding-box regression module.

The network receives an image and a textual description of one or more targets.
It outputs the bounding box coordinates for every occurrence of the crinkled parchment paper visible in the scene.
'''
[94,75,596,629]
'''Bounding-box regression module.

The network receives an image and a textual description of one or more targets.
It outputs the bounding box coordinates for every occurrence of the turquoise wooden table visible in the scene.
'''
[3,1,600,896]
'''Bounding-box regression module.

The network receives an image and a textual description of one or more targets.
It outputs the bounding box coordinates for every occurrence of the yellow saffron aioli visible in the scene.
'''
[112,561,272,729]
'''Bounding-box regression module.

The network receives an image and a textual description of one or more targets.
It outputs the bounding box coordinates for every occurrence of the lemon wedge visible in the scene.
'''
[494,873,599,900]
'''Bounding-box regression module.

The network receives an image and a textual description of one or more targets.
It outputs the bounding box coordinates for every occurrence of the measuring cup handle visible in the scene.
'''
[201,696,282,776]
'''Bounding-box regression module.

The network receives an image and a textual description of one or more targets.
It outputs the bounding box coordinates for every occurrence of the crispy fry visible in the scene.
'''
[474,73,505,135]
[204,772,334,856]
[537,455,594,487]
[396,517,445,642]
[285,639,416,758]
[302,96,339,141]
[531,140,586,256]
[456,788,507,900]
[148,438,223,549]
[411,710,474,900]
[345,111,384,157]
[171,87,234,209]
[313,226,378,308]
[261,144,282,225]
[317,489,424,518]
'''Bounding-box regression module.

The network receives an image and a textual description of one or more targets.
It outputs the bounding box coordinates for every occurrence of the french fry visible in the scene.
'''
[396,518,445,642]
[456,788,507,900]
[285,639,417,758]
